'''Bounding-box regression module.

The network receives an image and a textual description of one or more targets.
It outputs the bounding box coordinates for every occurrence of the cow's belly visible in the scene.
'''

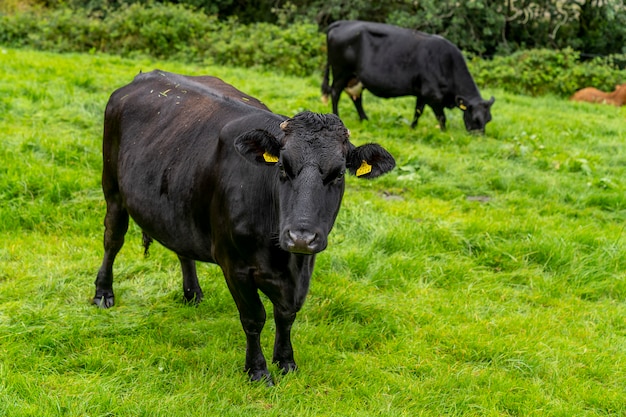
[129,200,215,262]
[366,85,412,99]
[359,74,414,99]
[118,170,216,262]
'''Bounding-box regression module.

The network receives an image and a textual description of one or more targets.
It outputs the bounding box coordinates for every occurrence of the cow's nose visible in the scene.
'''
[287,230,318,254]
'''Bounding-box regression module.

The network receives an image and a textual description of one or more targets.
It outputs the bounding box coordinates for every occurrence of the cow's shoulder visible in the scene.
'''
[417,33,458,52]
[187,74,270,111]
[106,70,193,108]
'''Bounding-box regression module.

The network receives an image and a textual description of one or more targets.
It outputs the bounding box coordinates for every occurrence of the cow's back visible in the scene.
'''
[327,20,469,100]
[105,71,269,130]
[327,20,428,95]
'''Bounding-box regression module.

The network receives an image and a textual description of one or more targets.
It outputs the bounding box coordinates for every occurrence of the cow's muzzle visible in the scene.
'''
[283,229,324,254]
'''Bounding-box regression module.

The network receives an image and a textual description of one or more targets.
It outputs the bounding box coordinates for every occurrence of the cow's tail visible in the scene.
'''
[142,231,153,257]
[321,63,331,105]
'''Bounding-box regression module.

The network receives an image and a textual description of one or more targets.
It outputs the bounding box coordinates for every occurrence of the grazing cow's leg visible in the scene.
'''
[225,269,271,384]
[272,305,297,374]
[178,255,203,304]
[430,104,447,131]
[411,97,426,128]
[94,194,128,308]
[350,95,369,122]
[330,87,343,117]
[330,74,351,117]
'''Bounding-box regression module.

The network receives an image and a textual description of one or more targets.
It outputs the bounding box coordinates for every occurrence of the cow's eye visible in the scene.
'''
[278,159,297,181]
[324,168,345,185]
[278,163,288,180]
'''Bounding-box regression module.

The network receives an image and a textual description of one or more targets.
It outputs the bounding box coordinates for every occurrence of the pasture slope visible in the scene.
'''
[1,47,626,416]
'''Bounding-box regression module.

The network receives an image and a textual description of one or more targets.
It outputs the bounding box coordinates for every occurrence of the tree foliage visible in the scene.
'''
[296,0,626,57]
[5,0,626,57]
[2,2,625,96]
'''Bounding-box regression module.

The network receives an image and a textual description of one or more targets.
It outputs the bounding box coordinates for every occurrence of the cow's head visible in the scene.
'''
[456,96,495,134]
[235,111,395,254]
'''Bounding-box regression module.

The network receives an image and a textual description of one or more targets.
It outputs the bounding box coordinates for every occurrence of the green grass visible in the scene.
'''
[1,46,626,416]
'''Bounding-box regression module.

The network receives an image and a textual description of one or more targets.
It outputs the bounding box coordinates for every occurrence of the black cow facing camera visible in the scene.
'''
[93,70,395,385]
[321,20,495,134]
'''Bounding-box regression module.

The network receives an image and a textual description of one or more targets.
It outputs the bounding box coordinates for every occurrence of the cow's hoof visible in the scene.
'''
[277,361,298,375]
[92,291,115,309]
[183,290,204,305]
[249,370,274,387]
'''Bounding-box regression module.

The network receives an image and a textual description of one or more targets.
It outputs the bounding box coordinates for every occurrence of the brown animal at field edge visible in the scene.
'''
[570,83,626,106]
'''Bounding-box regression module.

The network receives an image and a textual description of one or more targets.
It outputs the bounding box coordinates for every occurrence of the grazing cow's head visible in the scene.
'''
[456,96,495,134]
[235,111,395,254]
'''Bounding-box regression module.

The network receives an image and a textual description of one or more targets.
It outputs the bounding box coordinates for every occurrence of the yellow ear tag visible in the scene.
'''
[459,104,467,111]
[263,151,279,163]
[356,160,372,177]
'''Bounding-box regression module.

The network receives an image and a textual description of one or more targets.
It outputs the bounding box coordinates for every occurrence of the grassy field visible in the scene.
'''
[1,47,626,416]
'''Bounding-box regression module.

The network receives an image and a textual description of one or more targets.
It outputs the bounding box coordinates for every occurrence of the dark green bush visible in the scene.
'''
[104,2,216,58]
[470,49,626,97]
[6,0,626,58]
[208,20,323,76]
[1,4,625,96]
[0,4,326,74]
[0,8,106,52]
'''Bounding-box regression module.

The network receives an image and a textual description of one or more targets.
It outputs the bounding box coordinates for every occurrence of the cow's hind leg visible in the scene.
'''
[350,95,369,122]
[94,195,128,308]
[330,73,352,118]
[411,98,426,128]
[330,85,343,117]
[178,255,204,304]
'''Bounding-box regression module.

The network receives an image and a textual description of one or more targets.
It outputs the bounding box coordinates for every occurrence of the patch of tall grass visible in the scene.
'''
[1,47,626,416]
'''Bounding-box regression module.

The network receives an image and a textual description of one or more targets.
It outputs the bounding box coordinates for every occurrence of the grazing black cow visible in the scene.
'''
[93,70,395,384]
[321,20,495,133]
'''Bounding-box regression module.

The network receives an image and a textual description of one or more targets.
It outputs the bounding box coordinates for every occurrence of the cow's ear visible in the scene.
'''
[455,96,468,111]
[347,143,395,179]
[234,129,282,165]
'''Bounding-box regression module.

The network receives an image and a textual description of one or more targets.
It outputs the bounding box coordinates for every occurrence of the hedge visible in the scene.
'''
[1,4,625,96]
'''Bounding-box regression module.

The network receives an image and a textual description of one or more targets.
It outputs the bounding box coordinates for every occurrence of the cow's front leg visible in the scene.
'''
[225,270,272,384]
[411,98,426,128]
[272,306,297,374]
[264,260,312,375]
[242,314,271,384]
[178,255,204,304]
